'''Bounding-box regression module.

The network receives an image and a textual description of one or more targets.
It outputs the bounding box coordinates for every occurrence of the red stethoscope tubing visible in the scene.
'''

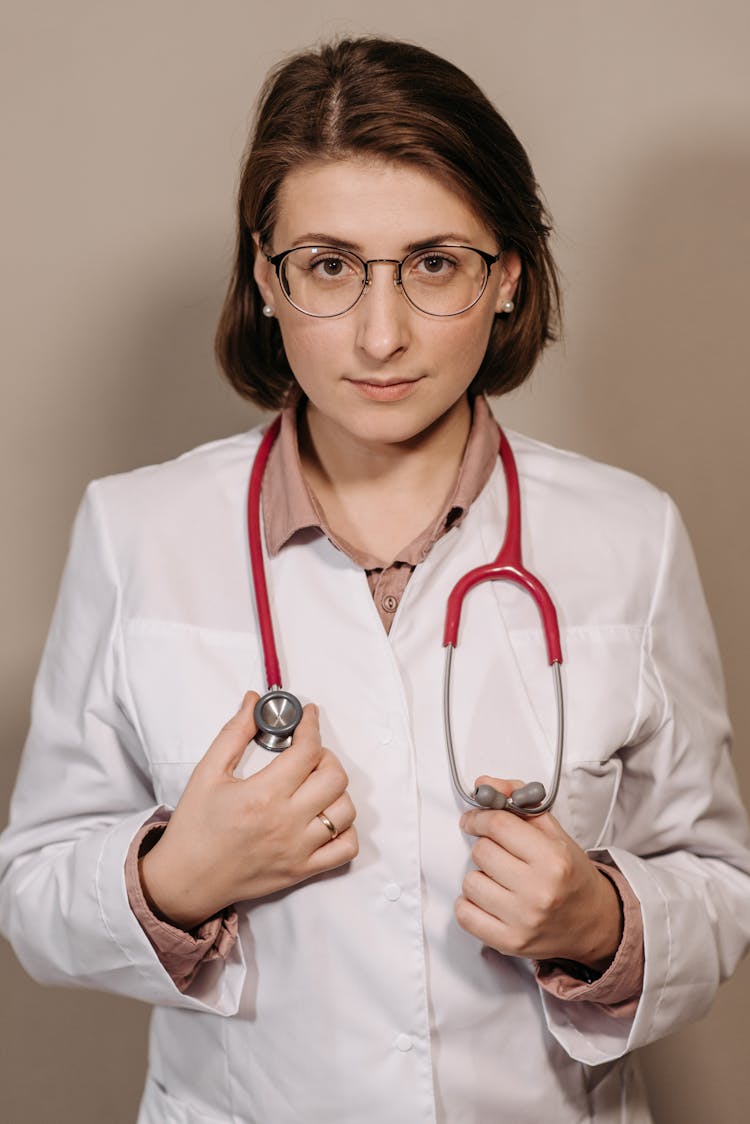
[247,414,284,690]
[442,425,563,664]
[248,416,562,686]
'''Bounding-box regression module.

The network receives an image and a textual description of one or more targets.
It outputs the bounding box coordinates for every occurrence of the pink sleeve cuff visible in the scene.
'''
[534,862,644,1018]
[124,812,239,993]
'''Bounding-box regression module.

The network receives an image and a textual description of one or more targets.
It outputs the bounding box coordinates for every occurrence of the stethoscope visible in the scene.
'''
[247,414,565,817]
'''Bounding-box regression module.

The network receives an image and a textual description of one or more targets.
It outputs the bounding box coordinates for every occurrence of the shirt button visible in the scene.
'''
[384,883,401,901]
[381,594,398,613]
[395,1034,413,1052]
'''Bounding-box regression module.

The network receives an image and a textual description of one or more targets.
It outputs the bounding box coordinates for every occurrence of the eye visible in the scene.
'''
[422,253,451,273]
[409,250,459,279]
[306,250,359,280]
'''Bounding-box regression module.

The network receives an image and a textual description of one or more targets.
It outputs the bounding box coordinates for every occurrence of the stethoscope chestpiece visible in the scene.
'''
[253,687,303,752]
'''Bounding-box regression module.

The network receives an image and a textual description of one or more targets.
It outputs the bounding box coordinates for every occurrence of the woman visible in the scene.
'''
[1,36,749,1124]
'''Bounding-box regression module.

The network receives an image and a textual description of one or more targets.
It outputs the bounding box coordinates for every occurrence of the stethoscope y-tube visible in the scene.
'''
[246,415,565,814]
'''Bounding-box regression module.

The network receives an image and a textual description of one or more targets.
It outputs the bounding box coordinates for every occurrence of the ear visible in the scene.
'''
[493,249,522,315]
[252,233,276,310]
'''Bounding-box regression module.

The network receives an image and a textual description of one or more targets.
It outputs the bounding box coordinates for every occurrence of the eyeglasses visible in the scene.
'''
[263,244,502,318]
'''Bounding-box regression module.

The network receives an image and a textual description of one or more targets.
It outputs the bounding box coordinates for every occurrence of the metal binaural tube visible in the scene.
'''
[443,646,565,818]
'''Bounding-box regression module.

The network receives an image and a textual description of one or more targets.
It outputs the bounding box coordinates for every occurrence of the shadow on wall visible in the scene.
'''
[566,140,750,1124]
[68,239,263,478]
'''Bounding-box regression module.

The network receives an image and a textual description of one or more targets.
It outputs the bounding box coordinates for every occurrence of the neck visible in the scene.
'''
[298,396,473,562]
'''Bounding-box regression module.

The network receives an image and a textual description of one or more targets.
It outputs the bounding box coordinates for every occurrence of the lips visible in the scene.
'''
[347,377,423,402]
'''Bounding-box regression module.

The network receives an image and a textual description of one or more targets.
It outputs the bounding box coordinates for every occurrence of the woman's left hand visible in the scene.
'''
[456,777,622,972]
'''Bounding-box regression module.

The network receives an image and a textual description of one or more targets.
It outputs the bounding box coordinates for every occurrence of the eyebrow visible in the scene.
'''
[287,232,477,253]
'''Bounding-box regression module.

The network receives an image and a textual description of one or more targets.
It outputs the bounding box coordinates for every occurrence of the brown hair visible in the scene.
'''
[215,36,561,410]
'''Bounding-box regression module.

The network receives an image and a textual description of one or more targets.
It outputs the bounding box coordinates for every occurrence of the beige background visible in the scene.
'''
[1,1,749,1120]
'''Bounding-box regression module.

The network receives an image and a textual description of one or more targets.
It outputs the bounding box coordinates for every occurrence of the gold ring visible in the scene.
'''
[316,812,338,840]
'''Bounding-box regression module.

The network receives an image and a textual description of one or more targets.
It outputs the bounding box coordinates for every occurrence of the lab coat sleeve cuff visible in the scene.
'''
[535,862,643,1016]
[539,842,748,1064]
[96,807,246,1015]
[537,850,646,1064]
[125,815,240,993]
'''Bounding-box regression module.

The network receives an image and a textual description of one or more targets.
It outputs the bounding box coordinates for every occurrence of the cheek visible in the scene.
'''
[432,313,496,375]
[275,316,343,387]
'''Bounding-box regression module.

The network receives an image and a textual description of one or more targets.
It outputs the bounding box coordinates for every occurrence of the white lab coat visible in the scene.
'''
[1,422,749,1123]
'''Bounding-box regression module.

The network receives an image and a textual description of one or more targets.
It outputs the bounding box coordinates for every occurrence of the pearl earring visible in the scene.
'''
[502,299,515,313]
[262,305,275,318]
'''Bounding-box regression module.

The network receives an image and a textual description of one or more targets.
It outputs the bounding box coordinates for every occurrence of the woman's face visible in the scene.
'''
[253,158,520,449]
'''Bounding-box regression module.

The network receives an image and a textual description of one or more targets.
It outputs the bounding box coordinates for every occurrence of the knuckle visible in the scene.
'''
[505,930,529,957]
[332,760,349,789]
[454,897,470,929]
[344,796,357,823]
[549,850,573,886]
[533,882,562,917]
[462,869,482,896]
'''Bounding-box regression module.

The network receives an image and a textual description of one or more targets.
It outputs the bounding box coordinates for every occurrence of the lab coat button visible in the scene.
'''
[382,594,398,613]
[395,1034,413,1052]
[384,883,401,901]
[379,727,393,745]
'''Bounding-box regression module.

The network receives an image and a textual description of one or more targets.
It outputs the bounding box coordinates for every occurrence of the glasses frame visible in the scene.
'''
[263,244,502,318]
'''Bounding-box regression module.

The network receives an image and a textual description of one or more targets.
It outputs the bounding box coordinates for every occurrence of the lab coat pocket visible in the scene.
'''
[562,756,623,850]
[122,618,266,807]
[507,625,641,848]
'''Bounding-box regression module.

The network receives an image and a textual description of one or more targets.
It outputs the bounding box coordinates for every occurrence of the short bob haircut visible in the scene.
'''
[216,36,561,410]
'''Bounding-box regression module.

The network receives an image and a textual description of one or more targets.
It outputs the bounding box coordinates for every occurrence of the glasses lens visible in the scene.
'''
[279,247,366,316]
[400,247,489,315]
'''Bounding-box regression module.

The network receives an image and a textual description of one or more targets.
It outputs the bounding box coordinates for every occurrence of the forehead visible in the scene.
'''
[272,157,493,252]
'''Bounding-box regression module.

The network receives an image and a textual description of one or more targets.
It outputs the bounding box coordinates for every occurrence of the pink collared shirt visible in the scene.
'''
[126,397,643,1013]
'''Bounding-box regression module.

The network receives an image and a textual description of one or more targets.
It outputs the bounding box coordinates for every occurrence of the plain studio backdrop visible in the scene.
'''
[1,2,748,1121]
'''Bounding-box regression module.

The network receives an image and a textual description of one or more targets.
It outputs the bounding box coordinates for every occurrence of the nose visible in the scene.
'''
[354,261,411,362]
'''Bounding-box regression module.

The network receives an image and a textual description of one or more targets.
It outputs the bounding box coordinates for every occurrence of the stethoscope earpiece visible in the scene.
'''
[473,781,547,814]
[509,781,547,809]
[253,688,303,752]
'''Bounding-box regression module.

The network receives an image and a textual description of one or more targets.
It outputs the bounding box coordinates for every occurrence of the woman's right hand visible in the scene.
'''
[139,692,358,929]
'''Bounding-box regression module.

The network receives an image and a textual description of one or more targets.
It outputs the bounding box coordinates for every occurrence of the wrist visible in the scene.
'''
[139,837,221,931]
[576,871,624,973]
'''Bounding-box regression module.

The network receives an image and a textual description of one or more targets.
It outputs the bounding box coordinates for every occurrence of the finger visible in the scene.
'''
[469,833,526,891]
[251,703,326,795]
[304,825,359,876]
[306,792,356,847]
[454,895,512,951]
[525,810,566,839]
[200,691,260,776]
[460,807,550,865]
[294,750,350,816]
[462,868,514,921]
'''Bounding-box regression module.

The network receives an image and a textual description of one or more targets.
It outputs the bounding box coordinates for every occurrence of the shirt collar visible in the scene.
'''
[260,395,500,568]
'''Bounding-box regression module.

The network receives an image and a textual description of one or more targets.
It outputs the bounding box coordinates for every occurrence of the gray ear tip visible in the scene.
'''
[510,781,547,809]
[474,784,508,810]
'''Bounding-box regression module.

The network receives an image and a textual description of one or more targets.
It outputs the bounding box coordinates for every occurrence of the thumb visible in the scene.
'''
[201,691,259,776]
